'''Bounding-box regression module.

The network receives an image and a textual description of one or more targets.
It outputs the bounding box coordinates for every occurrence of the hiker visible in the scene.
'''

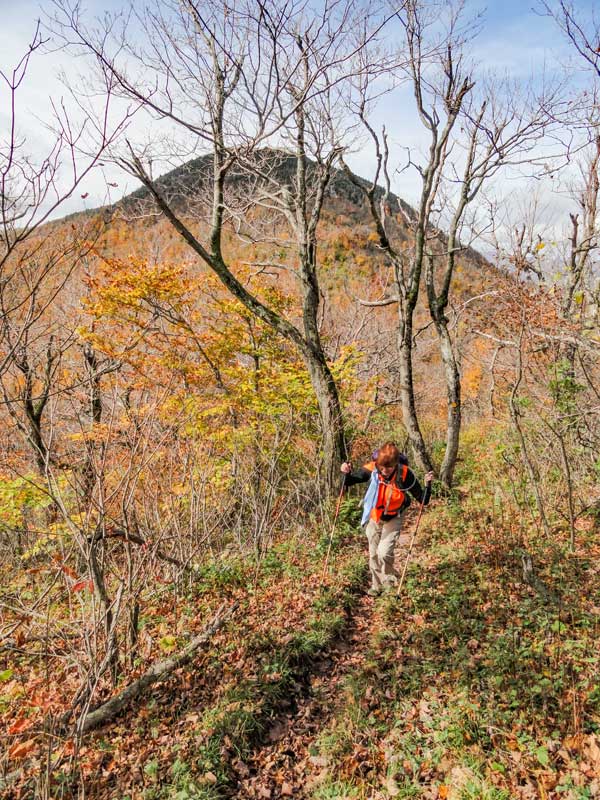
[341,442,434,596]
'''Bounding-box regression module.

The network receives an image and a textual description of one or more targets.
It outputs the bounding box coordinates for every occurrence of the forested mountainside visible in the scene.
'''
[73,150,500,438]
[102,148,488,274]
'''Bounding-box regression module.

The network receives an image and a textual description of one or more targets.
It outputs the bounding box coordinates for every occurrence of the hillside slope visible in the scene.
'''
[71,149,504,431]
[3,424,599,798]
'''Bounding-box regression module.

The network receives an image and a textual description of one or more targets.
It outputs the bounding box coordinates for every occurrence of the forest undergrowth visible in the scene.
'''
[302,428,600,800]
[2,424,600,800]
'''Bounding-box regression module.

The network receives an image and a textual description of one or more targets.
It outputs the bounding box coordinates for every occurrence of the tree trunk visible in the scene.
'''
[436,319,461,487]
[304,347,347,493]
[88,529,120,684]
[81,344,103,506]
[397,318,432,473]
[293,88,348,493]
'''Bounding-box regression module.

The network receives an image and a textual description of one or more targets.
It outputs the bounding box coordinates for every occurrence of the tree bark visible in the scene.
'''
[304,347,346,491]
[397,318,432,473]
[426,250,461,488]
[88,528,120,684]
[81,343,103,507]
[436,322,461,487]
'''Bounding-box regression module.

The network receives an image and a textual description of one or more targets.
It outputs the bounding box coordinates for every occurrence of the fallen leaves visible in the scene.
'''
[586,733,600,768]
[7,716,34,734]
[71,579,94,593]
[3,481,599,800]
[8,738,37,760]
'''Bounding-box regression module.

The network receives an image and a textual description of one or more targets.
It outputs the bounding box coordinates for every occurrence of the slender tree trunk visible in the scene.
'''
[12,343,52,477]
[304,347,346,492]
[426,251,461,487]
[436,321,461,487]
[75,601,237,734]
[27,409,48,475]
[299,239,347,490]
[81,344,103,506]
[293,80,347,492]
[397,312,432,472]
[88,528,120,684]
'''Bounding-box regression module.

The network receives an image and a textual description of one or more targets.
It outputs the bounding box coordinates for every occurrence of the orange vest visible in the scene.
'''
[366,462,408,522]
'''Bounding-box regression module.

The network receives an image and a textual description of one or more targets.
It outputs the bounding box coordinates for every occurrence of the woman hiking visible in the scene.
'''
[341,442,434,596]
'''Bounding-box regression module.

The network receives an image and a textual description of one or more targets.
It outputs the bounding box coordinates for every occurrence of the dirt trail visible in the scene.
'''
[233,509,423,799]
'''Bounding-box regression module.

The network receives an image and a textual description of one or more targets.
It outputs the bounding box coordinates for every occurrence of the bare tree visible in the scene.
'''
[541,2,600,343]
[0,29,135,724]
[52,0,391,493]
[425,74,554,485]
[341,0,471,475]
[0,23,131,488]
[0,326,67,476]
[0,24,129,379]
[542,1,600,80]
[558,134,600,369]
[476,273,600,548]
[344,1,554,485]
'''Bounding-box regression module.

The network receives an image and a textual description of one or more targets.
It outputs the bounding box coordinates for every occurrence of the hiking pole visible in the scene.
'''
[322,478,346,577]
[396,498,425,597]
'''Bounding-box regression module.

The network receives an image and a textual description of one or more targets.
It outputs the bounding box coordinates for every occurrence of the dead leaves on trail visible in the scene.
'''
[254,504,600,800]
[232,590,385,798]
[1,534,367,799]
[4,494,600,800]
[7,739,37,760]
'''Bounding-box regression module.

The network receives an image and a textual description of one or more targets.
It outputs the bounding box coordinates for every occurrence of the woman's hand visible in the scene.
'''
[340,462,352,474]
[424,471,434,484]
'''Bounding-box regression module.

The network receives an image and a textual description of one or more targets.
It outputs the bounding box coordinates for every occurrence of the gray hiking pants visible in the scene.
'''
[365,513,408,589]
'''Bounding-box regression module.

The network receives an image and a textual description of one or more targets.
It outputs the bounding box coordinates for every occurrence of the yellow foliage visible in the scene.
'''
[463,362,483,399]
[463,339,489,400]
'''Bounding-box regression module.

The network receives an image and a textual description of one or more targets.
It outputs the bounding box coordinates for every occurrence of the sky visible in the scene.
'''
[1,0,598,241]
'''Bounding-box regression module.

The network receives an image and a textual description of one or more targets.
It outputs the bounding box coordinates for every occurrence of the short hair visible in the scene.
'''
[376,441,401,469]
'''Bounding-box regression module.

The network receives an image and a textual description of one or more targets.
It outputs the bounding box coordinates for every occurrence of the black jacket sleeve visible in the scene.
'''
[401,468,432,506]
[342,465,373,488]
